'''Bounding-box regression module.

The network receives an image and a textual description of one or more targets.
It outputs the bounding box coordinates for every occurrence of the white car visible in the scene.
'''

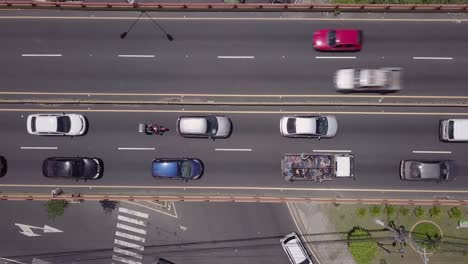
[27,113,87,136]
[177,115,232,139]
[280,232,313,264]
[280,115,337,138]
[334,68,402,93]
[440,119,468,142]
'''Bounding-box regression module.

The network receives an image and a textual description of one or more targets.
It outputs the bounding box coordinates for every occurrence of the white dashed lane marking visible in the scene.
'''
[217,56,254,59]
[412,57,453,60]
[21,54,62,57]
[20,147,58,150]
[117,55,155,58]
[315,56,356,59]
[412,150,452,154]
[215,148,252,152]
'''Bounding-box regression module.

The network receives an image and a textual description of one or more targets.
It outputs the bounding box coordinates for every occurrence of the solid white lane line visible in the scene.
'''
[412,150,452,154]
[20,147,57,150]
[117,223,147,235]
[112,255,142,264]
[114,239,144,251]
[315,56,356,59]
[313,150,352,153]
[117,147,155,151]
[217,56,254,59]
[117,215,146,226]
[412,57,453,60]
[113,247,143,259]
[115,231,146,243]
[118,207,149,219]
[21,54,62,57]
[118,55,155,58]
[215,148,252,151]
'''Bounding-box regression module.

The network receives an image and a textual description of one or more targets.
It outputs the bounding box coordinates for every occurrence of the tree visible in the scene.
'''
[45,200,69,220]
[348,226,378,264]
[99,200,120,214]
[429,206,442,218]
[357,207,367,218]
[448,207,463,220]
[399,206,410,216]
[384,205,396,218]
[369,205,381,217]
[414,206,425,218]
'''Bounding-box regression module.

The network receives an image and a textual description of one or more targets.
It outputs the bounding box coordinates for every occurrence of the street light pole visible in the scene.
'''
[120,11,174,41]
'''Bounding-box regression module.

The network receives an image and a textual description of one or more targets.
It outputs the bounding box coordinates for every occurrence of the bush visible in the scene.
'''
[357,207,367,217]
[384,205,396,218]
[348,226,378,264]
[448,207,463,220]
[369,205,381,217]
[429,206,442,218]
[99,200,120,214]
[414,206,425,218]
[45,200,69,220]
[399,206,410,216]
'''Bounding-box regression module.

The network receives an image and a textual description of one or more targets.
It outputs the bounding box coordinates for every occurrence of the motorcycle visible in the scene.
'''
[138,123,169,135]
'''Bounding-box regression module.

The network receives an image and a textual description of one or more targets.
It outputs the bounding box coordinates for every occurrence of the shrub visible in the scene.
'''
[369,205,381,217]
[348,226,378,264]
[429,206,442,218]
[357,207,367,218]
[448,207,463,220]
[45,200,69,220]
[414,206,425,218]
[399,206,410,216]
[99,200,120,214]
[384,205,396,218]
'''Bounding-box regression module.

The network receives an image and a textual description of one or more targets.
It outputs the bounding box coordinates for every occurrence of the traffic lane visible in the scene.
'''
[1,50,467,96]
[0,201,115,264]
[145,202,295,264]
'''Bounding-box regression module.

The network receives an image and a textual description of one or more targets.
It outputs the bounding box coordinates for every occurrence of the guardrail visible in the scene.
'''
[0,1,467,13]
[2,193,468,205]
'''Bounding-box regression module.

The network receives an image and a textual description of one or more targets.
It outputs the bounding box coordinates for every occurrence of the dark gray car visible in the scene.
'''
[400,160,451,182]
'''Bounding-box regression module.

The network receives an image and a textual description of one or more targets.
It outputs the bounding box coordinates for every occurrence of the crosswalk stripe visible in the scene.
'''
[112,255,142,264]
[115,231,146,243]
[118,215,146,226]
[119,207,149,219]
[113,247,143,259]
[114,239,144,251]
[116,223,147,235]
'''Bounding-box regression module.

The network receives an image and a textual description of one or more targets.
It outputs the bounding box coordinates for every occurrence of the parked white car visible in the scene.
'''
[177,115,232,139]
[440,119,468,142]
[334,68,402,93]
[27,113,87,136]
[280,115,337,138]
[280,232,313,264]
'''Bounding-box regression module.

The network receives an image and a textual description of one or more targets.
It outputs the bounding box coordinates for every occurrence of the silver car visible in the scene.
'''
[280,115,337,138]
[334,68,402,93]
[281,232,313,264]
[400,160,451,182]
[177,115,232,139]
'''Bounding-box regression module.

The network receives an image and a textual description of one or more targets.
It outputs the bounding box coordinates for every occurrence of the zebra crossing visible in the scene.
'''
[112,207,149,264]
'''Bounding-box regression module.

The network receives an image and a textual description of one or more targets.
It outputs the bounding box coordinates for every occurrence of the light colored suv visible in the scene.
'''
[27,113,87,136]
[177,115,232,139]
[280,232,313,264]
[440,119,468,142]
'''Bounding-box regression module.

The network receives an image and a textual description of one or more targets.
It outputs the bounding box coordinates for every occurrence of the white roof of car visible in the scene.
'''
[179,117,207,134]
[295,117,316,134]
[359,69,386,87]
[452,119,468,140]
[336,156,352,177]
[335,69,355,89]
[35,116,58,132]
[284,236,308,263]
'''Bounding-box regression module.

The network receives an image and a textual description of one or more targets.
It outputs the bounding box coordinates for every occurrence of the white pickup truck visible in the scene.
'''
[334,68,402,93]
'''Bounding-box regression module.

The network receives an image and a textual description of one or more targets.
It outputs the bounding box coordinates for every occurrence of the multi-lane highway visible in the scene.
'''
[1,11,468,199]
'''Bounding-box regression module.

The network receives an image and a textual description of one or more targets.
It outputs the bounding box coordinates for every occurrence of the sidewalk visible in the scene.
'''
[289,203,356,264]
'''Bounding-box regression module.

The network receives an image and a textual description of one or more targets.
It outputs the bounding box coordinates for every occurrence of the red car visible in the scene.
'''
[313,29,362,51]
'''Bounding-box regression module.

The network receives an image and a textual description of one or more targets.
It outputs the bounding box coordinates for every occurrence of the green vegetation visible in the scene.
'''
[357,207,367,217]
[384,205,396,218]
[45,200,69,220]
[412,222,442,251]
[429,206,442,219]
[448,207,463,220]
[414,206,425,218]
[369,205,381,217]
[332,0,468,4]
[399,206,410,216]
[348,227,379,264]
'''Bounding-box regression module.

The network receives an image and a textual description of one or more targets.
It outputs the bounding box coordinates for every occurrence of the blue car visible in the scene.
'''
[152,158,203,180]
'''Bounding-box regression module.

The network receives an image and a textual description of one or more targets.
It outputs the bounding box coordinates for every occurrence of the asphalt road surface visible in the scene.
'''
[0,200,296,264]
[0,11,467,199]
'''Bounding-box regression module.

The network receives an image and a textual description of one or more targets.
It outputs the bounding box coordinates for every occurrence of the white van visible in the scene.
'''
[440,119,468,142]
[280,232,313,264]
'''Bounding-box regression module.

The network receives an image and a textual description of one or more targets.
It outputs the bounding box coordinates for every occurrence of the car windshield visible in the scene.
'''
[316,118,328,135]
[408,162,422,179]
[448,121,454,139]
[56,116,71,133]
[353,69,361,87]
[71,160,85,177]
[287,118,296,133]
[327,30,336,46]
[205,116,218,136]
[180,161,192,178]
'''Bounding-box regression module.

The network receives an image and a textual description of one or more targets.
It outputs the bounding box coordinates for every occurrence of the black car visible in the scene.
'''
[0,156,6,177]
[42,157,103,180]
[400,160,451,182]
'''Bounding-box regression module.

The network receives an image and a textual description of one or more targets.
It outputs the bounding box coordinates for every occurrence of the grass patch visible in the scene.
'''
[412,222,441,252]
